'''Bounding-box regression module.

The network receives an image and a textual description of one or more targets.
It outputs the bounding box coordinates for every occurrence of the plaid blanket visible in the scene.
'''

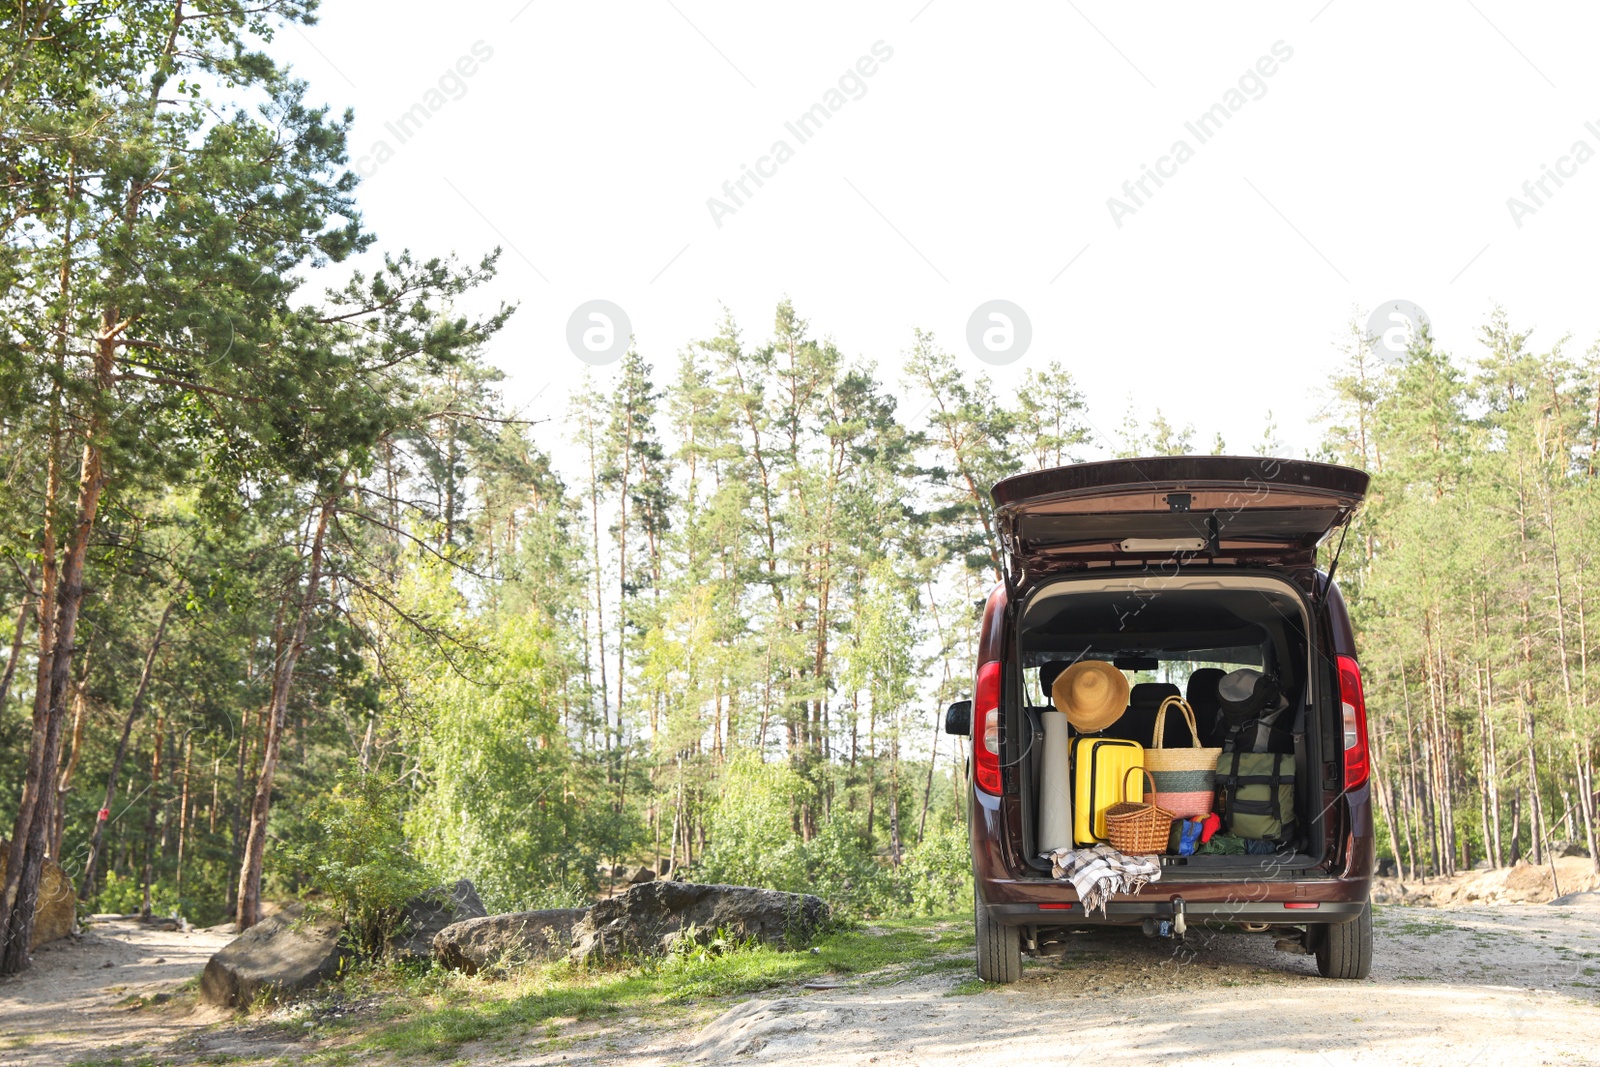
[1043,845,1162,917]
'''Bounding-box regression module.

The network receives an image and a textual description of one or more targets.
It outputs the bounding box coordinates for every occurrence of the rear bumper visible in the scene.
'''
[986,897,1366,926]
[970,786,1375,926]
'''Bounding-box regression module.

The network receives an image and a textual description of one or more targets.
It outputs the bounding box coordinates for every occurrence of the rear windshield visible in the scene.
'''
[1017,579,1310,711]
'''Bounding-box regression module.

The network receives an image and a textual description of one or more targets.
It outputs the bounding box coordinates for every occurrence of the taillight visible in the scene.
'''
[1336,655,1369,789]
[973,659,1002,795]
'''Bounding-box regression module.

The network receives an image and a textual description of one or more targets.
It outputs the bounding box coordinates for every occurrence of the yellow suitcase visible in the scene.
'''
[1071,737,1145,845]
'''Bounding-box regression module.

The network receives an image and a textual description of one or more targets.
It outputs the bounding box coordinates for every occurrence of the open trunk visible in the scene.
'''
[1010,571,1337,880]
[968,458,1376,980]
[983,457,1369,883]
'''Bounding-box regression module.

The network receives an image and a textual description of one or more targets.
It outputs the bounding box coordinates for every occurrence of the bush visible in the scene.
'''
[798,812,895,916]
[93,870,180,917]
[696,757,808,891]
[286,766,437,958]
[896,821,973,916]
[697,758,972,920]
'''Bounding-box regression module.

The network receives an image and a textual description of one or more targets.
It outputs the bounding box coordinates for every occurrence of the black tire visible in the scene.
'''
[974,895,1022,984]
[1315,899,1373,979]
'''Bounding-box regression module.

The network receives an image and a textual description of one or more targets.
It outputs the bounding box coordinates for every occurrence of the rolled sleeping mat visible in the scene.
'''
[1038,709,1073,853]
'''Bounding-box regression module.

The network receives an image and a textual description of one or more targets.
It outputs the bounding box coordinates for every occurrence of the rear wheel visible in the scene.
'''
[1314,899,1373,979]
[974,895,1021,984]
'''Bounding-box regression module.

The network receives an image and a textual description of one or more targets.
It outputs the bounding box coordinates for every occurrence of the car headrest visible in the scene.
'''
[1186,668,1227,710]
[1128,682,1181,710]
[1037,660,1074,699]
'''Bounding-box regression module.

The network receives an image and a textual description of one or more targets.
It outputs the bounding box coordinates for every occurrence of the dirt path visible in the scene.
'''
[3,903,1598,1066]
[0,918,232,1067]
[631,900,1600,1067]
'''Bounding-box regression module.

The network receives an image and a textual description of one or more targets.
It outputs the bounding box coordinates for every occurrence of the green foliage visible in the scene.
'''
[696,757,808,891]
[0,0,510,961]
[1319,310,1600,875]
[698,757,970,919]
[664,923,755,964]
[400,581,639,910]
[92,872,178,918]
[899,821,975,916]
[286,767,436,958]
[796,814,893,915]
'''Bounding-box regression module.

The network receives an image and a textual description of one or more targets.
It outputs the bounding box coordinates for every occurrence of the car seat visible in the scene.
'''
[1037,660,1073,705]
[1185,667,1227,746]
[1097,681,1186,747]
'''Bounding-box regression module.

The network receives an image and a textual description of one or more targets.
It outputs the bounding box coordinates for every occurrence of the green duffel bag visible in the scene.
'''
[1215,750,1295,841]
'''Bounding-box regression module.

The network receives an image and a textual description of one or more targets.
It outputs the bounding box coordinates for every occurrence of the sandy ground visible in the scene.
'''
[0,918,232,1067]
[1373,855,1600,907]
[3,902,1599,1066]
[619,899,1600,1067]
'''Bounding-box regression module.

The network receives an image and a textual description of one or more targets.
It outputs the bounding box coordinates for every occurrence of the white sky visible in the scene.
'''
[275,0,1600,462]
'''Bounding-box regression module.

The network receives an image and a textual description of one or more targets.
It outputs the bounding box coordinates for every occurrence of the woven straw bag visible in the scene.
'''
[1145,696,1222,818]
[1105,767,1173,855]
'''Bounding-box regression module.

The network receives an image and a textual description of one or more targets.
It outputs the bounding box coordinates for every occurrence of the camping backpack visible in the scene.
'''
[1214,747,1296,842]
[1216,669,1292,752]
[1213,670,1298,842]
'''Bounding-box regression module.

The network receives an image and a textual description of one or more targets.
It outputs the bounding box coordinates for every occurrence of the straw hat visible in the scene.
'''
[1051,659,1130,732]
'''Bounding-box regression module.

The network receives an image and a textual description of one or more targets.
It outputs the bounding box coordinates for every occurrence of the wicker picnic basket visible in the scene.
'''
[1105,767,1173,855]
[1145,696,1222,818]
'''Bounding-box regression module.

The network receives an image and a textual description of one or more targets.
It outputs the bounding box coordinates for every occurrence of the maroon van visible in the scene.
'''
[945,456,1374,982]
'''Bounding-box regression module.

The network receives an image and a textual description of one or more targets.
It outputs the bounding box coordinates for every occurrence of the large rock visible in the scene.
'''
[388,879,486,960]
[433,908,587,974]
[570,882,828,964]
[0,839,75,947]
[201,905,350,1007]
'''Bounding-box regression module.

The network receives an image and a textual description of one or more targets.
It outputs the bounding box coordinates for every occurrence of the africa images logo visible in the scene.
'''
[354,40,495,177]
[705,41,895,229]
[1105,41,1294,228]
[1504,119,1600,229]
[1366,300,1430,365]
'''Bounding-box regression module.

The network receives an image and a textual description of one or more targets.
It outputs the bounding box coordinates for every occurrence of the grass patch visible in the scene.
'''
[945,978,990,996]
[317,916,973,1059]
[1392,921,1451,937]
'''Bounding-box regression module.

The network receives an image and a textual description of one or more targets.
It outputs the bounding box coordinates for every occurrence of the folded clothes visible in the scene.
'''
[1043,844,1162,917]
[1197,833,1246,855]
[1195,833,1290,855]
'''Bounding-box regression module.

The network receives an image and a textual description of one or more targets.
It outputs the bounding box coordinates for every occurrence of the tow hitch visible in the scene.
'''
[1141,896,1187,940]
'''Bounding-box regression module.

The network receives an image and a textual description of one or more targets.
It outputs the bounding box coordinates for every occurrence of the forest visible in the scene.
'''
[3,1,1599,977]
